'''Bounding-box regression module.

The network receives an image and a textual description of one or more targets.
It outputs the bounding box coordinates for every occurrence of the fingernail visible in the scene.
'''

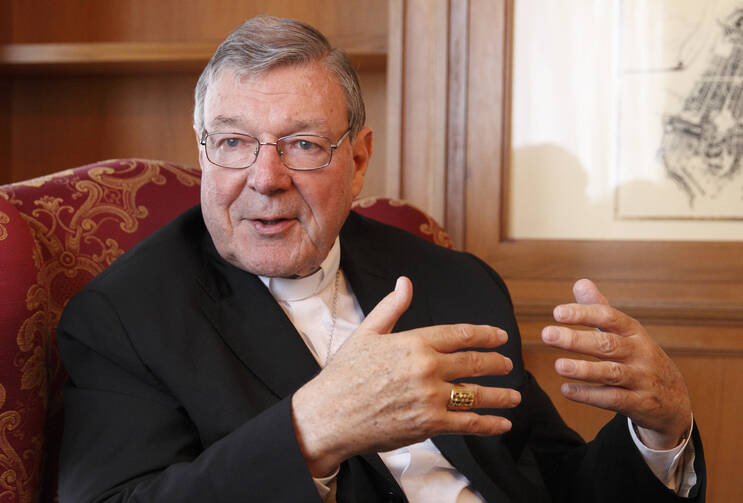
[395,277,404,291]
[497,329,508,343]
[542,327,559,343]
[554,306,569,320]
[504,357,513,372]
[511,390,522,406]
[562,383,577,395]
[557,359,575,373]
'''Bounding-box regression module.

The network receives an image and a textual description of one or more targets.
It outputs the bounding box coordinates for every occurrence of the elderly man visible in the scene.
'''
[58,16,704,503]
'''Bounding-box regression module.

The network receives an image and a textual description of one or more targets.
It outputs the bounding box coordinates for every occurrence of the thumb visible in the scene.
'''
[358,276,413,335]
[573,278,609,306]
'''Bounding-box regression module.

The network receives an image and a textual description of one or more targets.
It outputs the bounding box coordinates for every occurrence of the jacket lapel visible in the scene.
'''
[197,236,320,399]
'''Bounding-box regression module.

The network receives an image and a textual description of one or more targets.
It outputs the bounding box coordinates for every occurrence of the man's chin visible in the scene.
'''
[225,251,320,278]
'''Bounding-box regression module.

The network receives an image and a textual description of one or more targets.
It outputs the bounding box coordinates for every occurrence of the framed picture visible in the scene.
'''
[509,0,743,241]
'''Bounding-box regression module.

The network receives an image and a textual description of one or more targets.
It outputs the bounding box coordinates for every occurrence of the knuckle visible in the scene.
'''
[605,362,623,385]
[463,351,484,376]
[596,331,617,354]
[468,387,482,408]
[455,324,475,345]
[557,329,574,350]
[604,309,622,328]
[639,393,662,414]
[461,414,480,433]
[418,383,440,404]
[415,355,438,379]
[605,392,623,410]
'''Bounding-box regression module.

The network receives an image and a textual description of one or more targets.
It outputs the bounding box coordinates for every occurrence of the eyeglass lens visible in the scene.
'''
[204,133,334,170]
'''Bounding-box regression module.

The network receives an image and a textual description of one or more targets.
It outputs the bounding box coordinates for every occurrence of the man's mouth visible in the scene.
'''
[258,218,287,225]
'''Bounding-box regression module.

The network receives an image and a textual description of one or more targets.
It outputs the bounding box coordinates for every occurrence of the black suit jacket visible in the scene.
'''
[58,206,706,502]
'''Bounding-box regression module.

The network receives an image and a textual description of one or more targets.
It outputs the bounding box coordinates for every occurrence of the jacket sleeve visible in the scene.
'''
[516,370,706,502]
[57,289,323,503]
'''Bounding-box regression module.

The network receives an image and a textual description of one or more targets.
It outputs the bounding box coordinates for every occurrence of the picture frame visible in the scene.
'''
[509,0,743,242]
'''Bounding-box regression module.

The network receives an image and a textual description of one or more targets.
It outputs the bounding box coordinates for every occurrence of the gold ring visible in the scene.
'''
[447,385,475,409]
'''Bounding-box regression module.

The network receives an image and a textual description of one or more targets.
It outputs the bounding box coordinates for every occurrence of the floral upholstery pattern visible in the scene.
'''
[0,159,450,502]
[0,159,202,502]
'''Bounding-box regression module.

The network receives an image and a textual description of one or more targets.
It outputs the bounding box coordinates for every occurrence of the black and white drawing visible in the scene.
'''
[661,7,743,209]
[617,0,743,219]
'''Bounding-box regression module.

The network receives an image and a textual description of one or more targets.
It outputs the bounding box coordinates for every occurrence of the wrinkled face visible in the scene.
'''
[198,64,371,277]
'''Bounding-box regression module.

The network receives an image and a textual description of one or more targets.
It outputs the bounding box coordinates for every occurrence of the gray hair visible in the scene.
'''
[193,16,366,139]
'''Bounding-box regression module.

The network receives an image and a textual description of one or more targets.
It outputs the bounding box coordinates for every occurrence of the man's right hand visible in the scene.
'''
[291,276,521,477]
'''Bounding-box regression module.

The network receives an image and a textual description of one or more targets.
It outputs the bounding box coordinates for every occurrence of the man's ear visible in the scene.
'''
[351,126,373,197]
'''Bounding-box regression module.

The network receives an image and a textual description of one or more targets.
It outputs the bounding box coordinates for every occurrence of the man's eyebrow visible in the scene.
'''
[290,119,330,131]
[209,115,242,129]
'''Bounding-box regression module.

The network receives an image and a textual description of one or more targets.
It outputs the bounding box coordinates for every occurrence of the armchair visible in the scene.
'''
[0,158,450,502]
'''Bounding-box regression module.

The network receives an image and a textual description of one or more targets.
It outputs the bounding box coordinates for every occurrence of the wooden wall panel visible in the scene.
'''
[464,0,510,256]
[10,74,200,180]
[1,1,10,43]
[357,69,388,199]
[10,0,387,50]
[398,0,448,224]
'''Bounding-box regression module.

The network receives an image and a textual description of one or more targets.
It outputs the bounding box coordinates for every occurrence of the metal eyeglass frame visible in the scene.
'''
[199,128,352,171]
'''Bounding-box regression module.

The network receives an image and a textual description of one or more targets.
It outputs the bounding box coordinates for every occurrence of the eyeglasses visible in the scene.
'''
[199,129,351,171]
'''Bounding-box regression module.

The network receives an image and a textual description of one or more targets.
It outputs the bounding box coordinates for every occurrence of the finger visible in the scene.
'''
[554,358,634,388]
[560,382,630,414]
[443,412,514,436]
[572,278,609,306]
[424,324,508,353]
[552,303,639,336]
[446,383,521,410]
[440,350,514,381]
[541,326,628,360]
[359,276,413,335]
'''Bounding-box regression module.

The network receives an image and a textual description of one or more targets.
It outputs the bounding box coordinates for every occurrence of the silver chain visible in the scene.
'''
[323,270,341,366]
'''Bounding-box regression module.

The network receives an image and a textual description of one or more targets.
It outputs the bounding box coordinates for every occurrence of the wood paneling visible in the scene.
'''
[10,74,200,179]
[9,0,387,48]
[357,69,388,199]
[0,2,10,44]
[464,0,510,256]
[393,0,449,224]
[445,0,469,247]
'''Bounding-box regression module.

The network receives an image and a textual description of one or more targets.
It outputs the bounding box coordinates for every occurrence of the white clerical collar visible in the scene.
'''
[258,238,341,302]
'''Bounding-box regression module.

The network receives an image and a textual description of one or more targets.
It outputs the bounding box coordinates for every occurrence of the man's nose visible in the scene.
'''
[247,142,292,195]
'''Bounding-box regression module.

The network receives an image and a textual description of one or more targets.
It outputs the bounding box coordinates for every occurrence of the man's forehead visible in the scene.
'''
[209,64,339,100]
[203,64,346,132]
[208,114,331,132]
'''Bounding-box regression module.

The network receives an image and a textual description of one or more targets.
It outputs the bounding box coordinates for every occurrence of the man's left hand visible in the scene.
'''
[541,278,692,450]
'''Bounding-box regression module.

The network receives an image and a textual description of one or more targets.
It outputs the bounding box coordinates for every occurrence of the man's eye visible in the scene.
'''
[221,137,243,148]
[296,139,319,151]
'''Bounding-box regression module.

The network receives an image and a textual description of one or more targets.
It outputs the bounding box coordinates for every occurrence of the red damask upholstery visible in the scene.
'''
[351,197,453,249]
[0,159,451,502]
